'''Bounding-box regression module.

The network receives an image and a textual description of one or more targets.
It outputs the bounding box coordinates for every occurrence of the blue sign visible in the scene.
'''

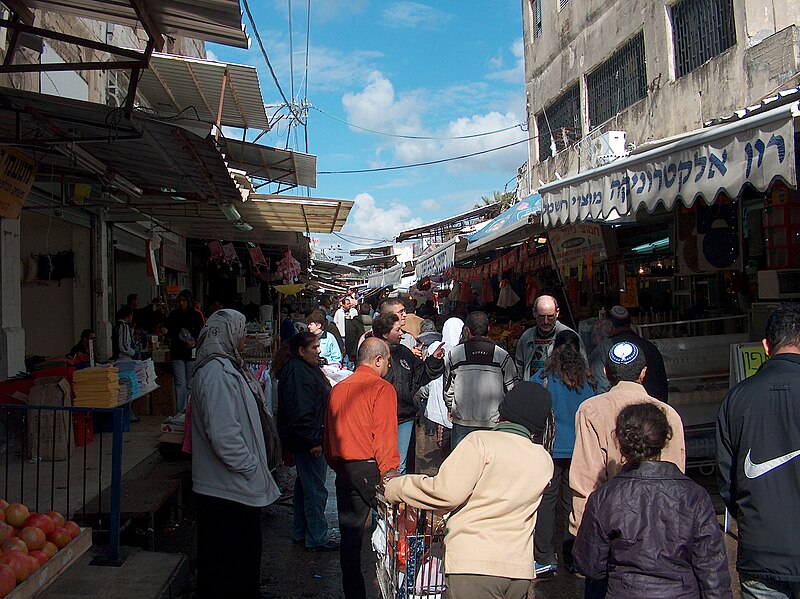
[466,194,542,243]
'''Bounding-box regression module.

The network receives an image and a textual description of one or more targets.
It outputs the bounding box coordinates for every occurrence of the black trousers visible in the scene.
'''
[534,458,574,565]
[331,460,381,599]
[195,493,263,599]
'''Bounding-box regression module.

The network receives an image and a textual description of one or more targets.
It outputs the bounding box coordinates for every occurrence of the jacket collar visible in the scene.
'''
[615,460,684,480]
[763,352,800,367]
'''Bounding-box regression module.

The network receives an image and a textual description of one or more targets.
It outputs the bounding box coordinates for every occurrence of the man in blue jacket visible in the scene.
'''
[717,304,800,599]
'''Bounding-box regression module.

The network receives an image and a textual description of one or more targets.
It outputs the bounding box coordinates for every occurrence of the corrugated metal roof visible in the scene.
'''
[242,195,352,233]
[138,53,269,130]
[396,202,501,241]
[0,87,241,205]
[222,139,317,188]
[22,0,249,48]
[105,194,353,235]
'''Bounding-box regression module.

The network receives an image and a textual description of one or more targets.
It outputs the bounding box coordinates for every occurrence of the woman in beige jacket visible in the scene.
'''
[384,381,554,599]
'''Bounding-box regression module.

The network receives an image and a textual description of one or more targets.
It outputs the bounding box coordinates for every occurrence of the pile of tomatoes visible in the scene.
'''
[0,499,81,597]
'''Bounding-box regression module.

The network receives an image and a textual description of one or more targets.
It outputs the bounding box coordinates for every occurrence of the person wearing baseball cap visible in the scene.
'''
[588,306,669,402]
[570,341,686,598]
[384,381,554,598]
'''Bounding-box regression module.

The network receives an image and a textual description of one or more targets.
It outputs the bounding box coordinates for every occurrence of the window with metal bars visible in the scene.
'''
[537,84,581,162]
[531,0,542,39]
[587,31,647,128]
[672,0,736,78]
[559,0,570,10]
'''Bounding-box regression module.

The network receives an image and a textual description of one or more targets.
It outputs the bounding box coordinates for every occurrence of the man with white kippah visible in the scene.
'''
[569,340,686,599]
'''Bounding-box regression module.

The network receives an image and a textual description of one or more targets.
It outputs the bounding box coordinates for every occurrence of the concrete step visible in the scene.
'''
[38,547,189,599]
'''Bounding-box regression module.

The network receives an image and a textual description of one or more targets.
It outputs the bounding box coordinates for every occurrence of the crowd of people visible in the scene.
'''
[186,292,800,599]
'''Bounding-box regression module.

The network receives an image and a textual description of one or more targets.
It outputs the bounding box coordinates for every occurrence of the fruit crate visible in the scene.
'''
[7,527,91,599]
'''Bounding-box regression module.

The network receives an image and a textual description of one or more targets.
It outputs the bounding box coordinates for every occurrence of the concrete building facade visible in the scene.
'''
[520,0,800,186]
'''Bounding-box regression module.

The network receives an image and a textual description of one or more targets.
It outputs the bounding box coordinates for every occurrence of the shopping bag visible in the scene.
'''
[414,543,446,596]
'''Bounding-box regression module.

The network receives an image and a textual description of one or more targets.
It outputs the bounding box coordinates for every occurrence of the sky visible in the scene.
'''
[210,1,529,263]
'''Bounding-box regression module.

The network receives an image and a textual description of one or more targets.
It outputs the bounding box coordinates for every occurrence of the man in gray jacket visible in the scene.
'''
[444,311,519,447]
[515,295,584,380]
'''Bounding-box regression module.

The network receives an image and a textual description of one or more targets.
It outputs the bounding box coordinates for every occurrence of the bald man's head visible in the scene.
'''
[358,337,391,377]
[533,294,560,334]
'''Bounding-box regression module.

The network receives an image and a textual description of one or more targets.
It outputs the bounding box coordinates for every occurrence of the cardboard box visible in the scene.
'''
[26,377,74,461]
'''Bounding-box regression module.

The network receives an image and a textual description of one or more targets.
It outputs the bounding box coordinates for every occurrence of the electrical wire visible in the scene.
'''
[310,105,525,140]
[333,232,391,246]
[334,231,393,242]
[241,0,302,122]
[318,136,534,175]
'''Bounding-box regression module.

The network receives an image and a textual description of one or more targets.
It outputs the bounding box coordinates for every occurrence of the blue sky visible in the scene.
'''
[210,1,528,262]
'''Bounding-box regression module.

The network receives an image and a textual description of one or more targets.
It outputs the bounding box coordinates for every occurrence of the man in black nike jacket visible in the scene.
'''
[717,304,800,599]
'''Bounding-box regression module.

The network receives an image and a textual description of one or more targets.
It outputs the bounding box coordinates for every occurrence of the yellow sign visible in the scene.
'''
[730,342,768,385]
[0,147,36,219]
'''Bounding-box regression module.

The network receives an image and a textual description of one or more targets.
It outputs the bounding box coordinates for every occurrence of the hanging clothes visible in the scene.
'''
[526,274,540,306]
[480,278,494,304]
[496,279,520,308]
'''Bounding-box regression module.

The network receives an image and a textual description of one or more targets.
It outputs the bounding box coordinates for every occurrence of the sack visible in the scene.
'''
[414,545,446,596]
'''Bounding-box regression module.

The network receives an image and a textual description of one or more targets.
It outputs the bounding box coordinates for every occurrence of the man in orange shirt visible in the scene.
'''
[325,337,400,599]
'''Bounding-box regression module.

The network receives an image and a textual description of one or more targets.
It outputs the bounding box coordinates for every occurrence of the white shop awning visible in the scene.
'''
[414,236,464,279]
[540,101,799,227]
[368,263,404,289]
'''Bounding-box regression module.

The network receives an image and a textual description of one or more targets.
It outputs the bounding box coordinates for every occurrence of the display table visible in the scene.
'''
[8,528,92,599]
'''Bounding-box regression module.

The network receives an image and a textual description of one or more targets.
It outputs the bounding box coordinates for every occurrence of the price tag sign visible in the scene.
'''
[730,342,768,386]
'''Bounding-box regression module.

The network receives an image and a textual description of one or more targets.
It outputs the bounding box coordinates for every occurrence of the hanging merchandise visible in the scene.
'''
[273,283,304,296]
[447,281,461,302]
[208,240,225,262]
[459,280,472,303]
[275,248,301,284]
[526,274,540,306]
[222,242,239,265]
[568,276,579,306]
[480,278,494,304]
[496,279,520,308]
[146,235,161,285]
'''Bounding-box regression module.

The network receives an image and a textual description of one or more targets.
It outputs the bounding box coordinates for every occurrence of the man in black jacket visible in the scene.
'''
[717,304,800,599]
[373,312,444,473]
[589,306,669,402]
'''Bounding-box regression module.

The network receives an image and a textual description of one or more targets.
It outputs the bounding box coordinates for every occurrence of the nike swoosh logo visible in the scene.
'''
[744,448,800,479]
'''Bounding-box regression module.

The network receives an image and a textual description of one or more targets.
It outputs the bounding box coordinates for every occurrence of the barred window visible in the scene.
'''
[672,0,736,78]
[587,32,647,128]
[531,0,542,39]
[537,84,581,162]
[559,0,570,9]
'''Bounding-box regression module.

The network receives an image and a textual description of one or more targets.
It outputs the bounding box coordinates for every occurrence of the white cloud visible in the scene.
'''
[420,198,438,210]
[342,71,425,133]
[341,192,424,242]
[382,2,453,29]
[487,38,525,85]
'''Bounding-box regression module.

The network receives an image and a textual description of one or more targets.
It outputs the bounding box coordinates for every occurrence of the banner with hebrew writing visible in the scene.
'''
[541,105,797,227]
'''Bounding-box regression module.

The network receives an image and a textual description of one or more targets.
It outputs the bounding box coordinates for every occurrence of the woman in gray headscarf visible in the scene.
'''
[191,309,280,599]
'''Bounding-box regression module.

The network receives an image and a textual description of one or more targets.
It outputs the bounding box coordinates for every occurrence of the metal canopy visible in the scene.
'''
[18,0,249,48]
[243,195,352,233]
[350,255,400,268]
[396,203,501,242]
[0,87,241,205]
[222,139,317,190]
[138,53,269,130]
[106,195,353,236]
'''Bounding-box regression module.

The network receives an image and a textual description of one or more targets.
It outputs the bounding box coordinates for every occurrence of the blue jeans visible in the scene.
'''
[292,452,330,548]
[172,359,193,413]
[397,420,415,474]
[451,423,491,449]
[741,579,800,599]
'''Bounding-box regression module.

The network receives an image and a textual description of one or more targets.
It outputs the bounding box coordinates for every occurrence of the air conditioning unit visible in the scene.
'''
[587,131,627,168]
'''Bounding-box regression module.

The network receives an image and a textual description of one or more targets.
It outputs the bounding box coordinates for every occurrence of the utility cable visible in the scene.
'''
[318,136,533,175]
[241,0,302,122]
[309,105,524,140]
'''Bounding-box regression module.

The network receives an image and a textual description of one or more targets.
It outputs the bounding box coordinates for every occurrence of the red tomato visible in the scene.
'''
[44,511,65,529]
[29,550,48,568]
[64,521,80,539]
[0,500,8,511]
[0,540,27,555]
[3,505,29,530]
[0,551,31,582]
[41,542,57,559]
[19,527,45,552]
[24,514,54,537]
[48,528,71,549]
[0,524,11,545]
[0,563,15,598]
